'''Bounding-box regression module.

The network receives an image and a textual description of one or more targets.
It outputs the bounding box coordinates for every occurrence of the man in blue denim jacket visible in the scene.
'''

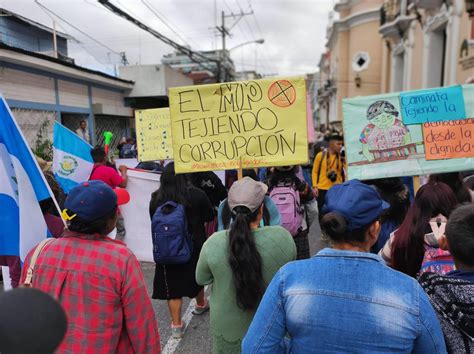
[243,180,446,353]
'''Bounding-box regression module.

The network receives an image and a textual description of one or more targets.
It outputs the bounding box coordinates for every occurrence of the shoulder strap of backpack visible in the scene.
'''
[23,238,55,287]
[316,150,327,185]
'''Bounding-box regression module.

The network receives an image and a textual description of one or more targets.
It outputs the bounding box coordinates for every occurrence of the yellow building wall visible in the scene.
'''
[347,20,383,98]
[350,0,384,15]
[409,21,424,90]
[334,31,350,121]
[457,14,474,84]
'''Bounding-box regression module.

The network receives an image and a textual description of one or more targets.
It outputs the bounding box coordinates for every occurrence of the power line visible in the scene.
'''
[234,61,312,73]
[34,2,112,70]
[34,0,121,56]
[83,0,109,13]
[244,5,273,74]
[70,41,112,71]
[222,0,234,14]
[98,0,219,74]
[141,0,195,48]
[230,0,272,75]
[235,0,271,71]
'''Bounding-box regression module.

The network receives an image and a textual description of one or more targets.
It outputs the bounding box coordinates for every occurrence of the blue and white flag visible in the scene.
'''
[53,121,93,193]
[0,96,53,260]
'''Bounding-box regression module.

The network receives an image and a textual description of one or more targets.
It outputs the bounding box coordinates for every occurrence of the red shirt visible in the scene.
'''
[90,164,124,188]
[21,231,160,353]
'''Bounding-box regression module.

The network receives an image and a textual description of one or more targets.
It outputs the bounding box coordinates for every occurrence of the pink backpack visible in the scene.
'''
[270,185,304,236]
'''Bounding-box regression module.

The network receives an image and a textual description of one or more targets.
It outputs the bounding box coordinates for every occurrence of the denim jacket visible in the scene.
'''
[243,248,447,353]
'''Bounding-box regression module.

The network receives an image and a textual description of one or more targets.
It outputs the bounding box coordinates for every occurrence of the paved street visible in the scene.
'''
[143,220,327,353]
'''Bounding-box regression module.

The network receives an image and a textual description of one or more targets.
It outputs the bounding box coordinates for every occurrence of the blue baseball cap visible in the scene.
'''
[63,181,129,222]
[322,180,390,231]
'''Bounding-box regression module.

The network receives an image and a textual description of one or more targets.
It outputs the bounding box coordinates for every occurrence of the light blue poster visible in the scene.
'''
[400,85,466,124]
[342,84,474,181]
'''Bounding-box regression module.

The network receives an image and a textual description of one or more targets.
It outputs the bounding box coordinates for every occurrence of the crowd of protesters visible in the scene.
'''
[1,129,473,354]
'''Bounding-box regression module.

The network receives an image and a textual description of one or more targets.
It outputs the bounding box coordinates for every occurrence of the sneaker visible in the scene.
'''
[192,300,209,315]
[171,322,185,339]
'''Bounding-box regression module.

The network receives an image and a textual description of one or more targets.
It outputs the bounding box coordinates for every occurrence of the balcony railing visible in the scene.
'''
[380,0,414,26]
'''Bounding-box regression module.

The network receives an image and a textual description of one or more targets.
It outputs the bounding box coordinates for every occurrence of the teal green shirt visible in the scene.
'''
[196,226,296,353]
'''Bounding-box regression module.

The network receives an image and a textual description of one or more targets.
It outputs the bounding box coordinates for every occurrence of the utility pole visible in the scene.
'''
[52,20,58,59]
[217,11,230,82]
[216,9,253,82]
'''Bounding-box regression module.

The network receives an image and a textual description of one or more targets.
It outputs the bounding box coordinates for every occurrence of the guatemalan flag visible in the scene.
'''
[53,121,93,193]
[0,96,53,260]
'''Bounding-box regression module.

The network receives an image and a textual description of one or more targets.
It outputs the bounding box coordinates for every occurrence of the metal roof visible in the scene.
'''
[0,8,76,41]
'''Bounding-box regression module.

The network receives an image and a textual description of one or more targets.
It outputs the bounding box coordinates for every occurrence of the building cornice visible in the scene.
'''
[334,0,350,12]
[379,14,417,39]
[326,8,381,49]
[424,6,449,32]
[334,0,364,13]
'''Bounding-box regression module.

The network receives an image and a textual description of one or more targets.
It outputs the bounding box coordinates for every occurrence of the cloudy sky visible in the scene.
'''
[1,0,334,76]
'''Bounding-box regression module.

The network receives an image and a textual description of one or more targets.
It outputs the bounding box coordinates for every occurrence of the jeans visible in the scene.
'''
[243,248,447,353]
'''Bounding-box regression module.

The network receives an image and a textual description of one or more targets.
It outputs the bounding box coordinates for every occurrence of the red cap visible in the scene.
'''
[114,188,130,206]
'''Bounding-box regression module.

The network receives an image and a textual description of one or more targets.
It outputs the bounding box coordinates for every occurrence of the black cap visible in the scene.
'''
[328,132,343,141]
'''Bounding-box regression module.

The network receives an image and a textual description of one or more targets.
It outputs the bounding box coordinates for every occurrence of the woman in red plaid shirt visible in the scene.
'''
[21,181,161,353]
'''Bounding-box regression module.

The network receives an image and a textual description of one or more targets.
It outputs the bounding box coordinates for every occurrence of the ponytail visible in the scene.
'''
[222,200,231,229]
[228,206,264,311]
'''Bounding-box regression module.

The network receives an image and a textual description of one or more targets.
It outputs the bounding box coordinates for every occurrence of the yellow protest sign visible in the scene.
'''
[169,77,308,173]
[135,108,173,161]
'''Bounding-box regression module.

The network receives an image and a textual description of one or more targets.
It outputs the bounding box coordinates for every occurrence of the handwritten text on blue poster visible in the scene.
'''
[400,86,466,124]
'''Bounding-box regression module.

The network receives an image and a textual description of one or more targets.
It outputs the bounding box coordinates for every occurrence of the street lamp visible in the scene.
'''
[226,39,265,80]
[229,39,265,52]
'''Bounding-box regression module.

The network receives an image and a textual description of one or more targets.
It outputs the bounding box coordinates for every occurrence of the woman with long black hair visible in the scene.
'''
[196,177,296,353]
[379,181,458,277]
[149,162,214,338]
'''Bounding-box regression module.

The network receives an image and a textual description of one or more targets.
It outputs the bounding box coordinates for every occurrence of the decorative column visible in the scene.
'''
[448,0,464,85]
[404,21,417,90]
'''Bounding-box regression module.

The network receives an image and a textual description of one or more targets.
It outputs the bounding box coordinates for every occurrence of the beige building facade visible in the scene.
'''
[318,0,474,129]
[318,0,385,130]
[380,0,474,91]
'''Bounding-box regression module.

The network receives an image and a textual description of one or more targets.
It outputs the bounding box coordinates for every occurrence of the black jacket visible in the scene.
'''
[419,272,474,353]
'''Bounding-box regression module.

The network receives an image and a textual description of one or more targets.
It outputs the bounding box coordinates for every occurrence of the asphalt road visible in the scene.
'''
[143,220,327,353]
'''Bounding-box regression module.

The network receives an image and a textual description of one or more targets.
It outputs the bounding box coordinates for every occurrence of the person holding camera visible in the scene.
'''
[311,133,345,213]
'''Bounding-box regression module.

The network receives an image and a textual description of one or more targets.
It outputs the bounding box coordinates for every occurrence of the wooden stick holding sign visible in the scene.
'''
[237,157,243,180]
[413,175,421,194]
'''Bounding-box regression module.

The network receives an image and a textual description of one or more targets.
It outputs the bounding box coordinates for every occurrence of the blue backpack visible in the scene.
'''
[151,201,192,264]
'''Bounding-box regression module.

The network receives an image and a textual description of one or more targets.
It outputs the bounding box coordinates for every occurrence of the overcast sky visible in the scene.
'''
[1,0,333,77]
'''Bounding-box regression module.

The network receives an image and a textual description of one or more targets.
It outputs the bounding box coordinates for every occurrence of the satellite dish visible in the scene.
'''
[352,52,370,72]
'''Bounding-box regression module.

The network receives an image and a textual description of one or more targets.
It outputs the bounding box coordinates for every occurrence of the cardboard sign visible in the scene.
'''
[342,84,474,180]
[135,108,173,161]
[400,85,466,124]
[169,77,308,173]
[423,118,474,160]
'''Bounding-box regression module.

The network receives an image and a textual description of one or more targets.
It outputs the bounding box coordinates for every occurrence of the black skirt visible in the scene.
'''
[152,250,203,300]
